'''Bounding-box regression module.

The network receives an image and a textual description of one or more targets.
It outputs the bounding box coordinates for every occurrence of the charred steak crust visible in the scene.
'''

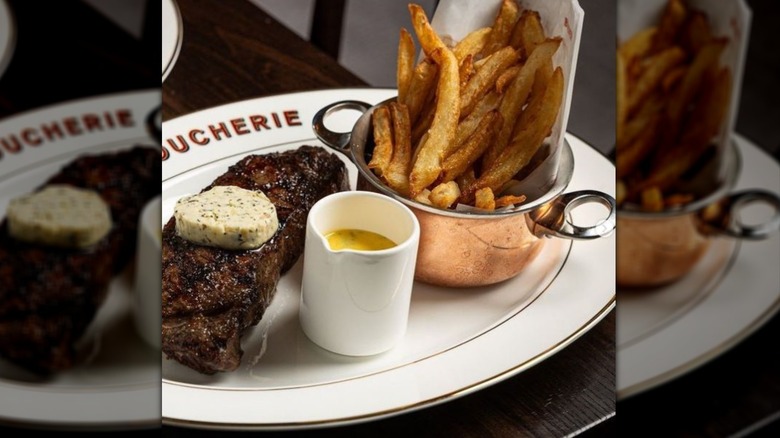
[162,146,349,374]
[0,146,161,373]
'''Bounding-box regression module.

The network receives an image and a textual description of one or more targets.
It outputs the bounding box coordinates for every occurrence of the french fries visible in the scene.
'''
[370,2,563,211]
[407,4,461,198]
[396,29,416,105]
[453,27,491,63]
[459,46,519,118]
[512,10,545,59]
[430,181,461,209]
[386,102,413,196]
[641,187,664,212]
[471,67,564,197]
[616,0,732,211]
[483,0,521,56]
[650,0,687,54]
[368,105,393,176]
[475,187,496,211]
[626,46,685,117]
[484,38,561,170]
[441,110,502,183]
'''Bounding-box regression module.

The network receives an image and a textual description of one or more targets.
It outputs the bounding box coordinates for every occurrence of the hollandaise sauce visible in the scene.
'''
[325,229,396,251]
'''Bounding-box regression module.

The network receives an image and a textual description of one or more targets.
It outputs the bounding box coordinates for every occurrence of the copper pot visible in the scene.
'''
[617,142,780,288]
[313,100,616,288]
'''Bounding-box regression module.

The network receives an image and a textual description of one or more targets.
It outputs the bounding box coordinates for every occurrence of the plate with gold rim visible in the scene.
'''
[0,90,161,429]
[162,0,182,82]
[161,88,615,429]
[0,0,15,78]
[617,134,780,399]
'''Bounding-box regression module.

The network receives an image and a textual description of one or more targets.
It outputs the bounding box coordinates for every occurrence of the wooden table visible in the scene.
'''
[162,0,615,436]
[0,0,158,118]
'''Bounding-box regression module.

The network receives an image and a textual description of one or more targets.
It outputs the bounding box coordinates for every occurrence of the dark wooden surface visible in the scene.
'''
[162,0,616,436]
[161,0,363,119]
[0,0,158,119]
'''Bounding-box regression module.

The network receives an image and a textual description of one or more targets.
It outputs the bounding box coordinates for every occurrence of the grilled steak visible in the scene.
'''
[0,146,160,373]
[162,146,349,374]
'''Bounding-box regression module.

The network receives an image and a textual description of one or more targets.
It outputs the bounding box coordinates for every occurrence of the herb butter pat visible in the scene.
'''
[7,184,112,248]
[174,185,279,250]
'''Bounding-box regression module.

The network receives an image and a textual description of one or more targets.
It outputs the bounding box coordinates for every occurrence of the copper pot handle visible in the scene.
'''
[698,189,780,239]
[527,190,616,240]
[312,100,373,152]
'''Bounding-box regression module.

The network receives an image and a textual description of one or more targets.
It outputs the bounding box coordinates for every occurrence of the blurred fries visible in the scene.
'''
[641,187,664,212]
[616,0,732,211]
[370,1,563,211]
[650,0,687,54]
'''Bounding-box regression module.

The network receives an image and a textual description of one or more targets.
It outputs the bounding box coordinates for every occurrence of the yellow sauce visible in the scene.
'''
[325,229,396,251]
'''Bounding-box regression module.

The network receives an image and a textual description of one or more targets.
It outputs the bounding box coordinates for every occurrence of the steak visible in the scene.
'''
[0,146,161,373]
[161,146,349,374]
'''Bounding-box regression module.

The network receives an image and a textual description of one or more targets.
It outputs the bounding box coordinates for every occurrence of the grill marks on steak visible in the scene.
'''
[0,146,161,373]
[162,146,349,374]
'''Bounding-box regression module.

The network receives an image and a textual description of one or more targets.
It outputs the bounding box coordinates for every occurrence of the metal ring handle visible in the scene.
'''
[527,190,616,240]
[699,189,780,239]
[146,105,162,143]
[312,100,373,152]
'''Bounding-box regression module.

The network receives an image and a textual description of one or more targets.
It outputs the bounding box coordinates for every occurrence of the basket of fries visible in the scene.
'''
[314,0,617,287]
[616,0,780,287]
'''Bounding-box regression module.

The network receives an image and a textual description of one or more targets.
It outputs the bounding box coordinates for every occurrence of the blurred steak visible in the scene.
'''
[161,146,349,374]
[0,146,160,373]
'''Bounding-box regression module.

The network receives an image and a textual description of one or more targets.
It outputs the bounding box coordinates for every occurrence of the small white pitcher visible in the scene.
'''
[300,191,420,356]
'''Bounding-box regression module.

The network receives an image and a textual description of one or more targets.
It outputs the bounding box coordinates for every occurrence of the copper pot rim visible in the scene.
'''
[617,141,780,240]
[619,139,741,220]
[316,97,573,220]
[314,98,617,241]
[353,138,576,220]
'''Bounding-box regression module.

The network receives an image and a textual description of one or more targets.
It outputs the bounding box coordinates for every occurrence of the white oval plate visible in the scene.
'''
[0,0,15,78]
[161,88,616,429]
[617,134,780,398]
[0,90,161,429]
[162,0,182,81]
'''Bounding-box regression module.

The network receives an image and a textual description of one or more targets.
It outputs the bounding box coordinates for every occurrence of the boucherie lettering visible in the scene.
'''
[162,110,302,161]
[0,109,134,161]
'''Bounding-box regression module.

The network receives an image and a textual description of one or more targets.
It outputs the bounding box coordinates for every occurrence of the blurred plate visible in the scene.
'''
[0,0,15,78]
[0,90,161,429]
[161,88,615,429]
[617,134,780,398]
[162,0,182,81]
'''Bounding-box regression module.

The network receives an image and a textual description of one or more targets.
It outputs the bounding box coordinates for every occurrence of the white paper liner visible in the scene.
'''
[426,0,584,204]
